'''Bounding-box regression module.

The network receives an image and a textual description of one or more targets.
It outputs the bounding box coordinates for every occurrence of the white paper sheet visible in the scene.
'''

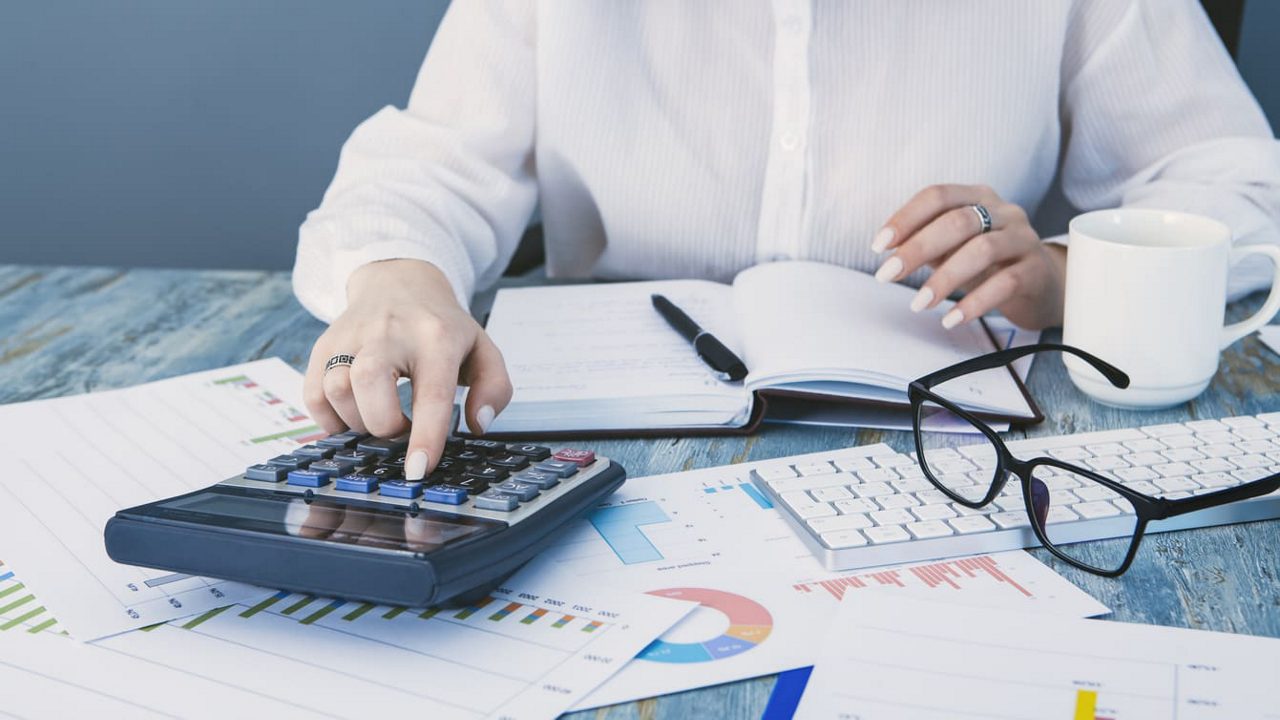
[0,564,694,720]
[796,594,1280,719]
[0,358,323,639]
[514,444,1109,710]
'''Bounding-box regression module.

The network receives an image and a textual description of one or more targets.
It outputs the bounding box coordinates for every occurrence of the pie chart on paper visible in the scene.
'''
[637,587,773,663]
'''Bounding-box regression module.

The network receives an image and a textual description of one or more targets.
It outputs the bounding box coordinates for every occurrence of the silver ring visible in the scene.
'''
[970,204,993,234]
[324,354,356,373]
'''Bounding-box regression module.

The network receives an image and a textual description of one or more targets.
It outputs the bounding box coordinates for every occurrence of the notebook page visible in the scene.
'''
[481,280,751,433]
[731,261,1029,415]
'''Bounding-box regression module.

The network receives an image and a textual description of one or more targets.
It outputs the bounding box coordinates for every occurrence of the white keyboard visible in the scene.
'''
[752,412,1280,570]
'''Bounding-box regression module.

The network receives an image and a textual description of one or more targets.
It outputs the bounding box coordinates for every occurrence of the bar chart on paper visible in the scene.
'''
[0,563,693,720]
[795,595,1280,720]
[0,358,317,639]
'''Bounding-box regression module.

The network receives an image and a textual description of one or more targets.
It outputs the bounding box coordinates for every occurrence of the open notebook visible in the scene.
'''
[469,261,1040,437]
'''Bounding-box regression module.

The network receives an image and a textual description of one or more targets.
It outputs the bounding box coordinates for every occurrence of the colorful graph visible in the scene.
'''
[792,555,1033,601]
[638,588,772,663]
[0,563,59,635]
[214,371,326,445]
[588,501,671,564]
[701,482,773,509]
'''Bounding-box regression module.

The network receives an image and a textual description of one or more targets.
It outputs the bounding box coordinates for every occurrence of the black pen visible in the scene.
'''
[651,294,749,381]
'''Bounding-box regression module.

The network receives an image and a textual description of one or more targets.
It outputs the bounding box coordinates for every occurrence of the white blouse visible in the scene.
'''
[294,0,1280,321]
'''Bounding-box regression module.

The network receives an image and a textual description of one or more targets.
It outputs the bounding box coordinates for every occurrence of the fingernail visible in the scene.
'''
[874,256,903,283]
[910,287,934,313]
[405,450,428,481]
[871,227,895,253]
[475,405,496,435]
[941,308,964,329]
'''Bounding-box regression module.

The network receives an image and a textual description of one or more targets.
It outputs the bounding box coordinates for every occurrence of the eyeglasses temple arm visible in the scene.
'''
[913,342,1130,390]
[1156,473,1280,518]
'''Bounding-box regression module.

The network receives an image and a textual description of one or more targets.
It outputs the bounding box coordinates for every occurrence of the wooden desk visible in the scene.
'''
[2,264,1277,718]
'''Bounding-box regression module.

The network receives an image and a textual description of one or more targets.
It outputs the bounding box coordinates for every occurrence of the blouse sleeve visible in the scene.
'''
[1055,0,1280,299]
[292,0,537,321]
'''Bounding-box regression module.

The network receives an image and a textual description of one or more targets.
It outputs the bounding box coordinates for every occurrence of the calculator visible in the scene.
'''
[105,433,624,607]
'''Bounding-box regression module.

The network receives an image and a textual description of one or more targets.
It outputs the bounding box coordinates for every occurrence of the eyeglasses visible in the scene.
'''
[908,343,1280,576]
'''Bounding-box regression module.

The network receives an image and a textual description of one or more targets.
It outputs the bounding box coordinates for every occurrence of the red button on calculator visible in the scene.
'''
[553,449,596,466]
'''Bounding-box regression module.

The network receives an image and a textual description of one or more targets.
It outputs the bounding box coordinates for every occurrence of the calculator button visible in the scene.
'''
[334,474,379,493]
[294,445,335,460]
[464,466,509,483]
[379,455,407,470]
[535,460,578,478]
[368,465,404,482]
[309,459,355,476]
[553,449,595,466]
[474,489,520,512]
[514,470,560,489]
[452,450,484,464]
[494,480,539,501]
[316,431,366,449]
[333,449,375,467]
[245,464,288,482]
[465,439,505,455]
[287,469,332,488]
[507,444,552,460]
[445,437,465,454]
[266,454,309,470]
[488,454,530,470]
[454,476,492,495]
[423,485,469,505]
[357,437,408,456]
[379,481,423,499]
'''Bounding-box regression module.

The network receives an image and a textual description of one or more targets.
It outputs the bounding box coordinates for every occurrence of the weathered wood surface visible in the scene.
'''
[1,263,1278,719]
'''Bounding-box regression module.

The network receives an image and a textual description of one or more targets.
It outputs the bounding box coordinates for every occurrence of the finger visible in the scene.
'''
[908,229,1034,312]
[875,205,988,283]
[285,501,345,540]
[322,365,367,434]
[348,350,409,438]
[461,332,514,437]
[328,506,376,543]
[304,343,347,435]
[940,258,1036,330]
[404,347,465,481]
[873,183,1000,254]
[356,516,406,550]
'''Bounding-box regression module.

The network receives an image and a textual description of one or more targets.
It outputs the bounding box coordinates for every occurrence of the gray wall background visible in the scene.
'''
[1,1,1277,271]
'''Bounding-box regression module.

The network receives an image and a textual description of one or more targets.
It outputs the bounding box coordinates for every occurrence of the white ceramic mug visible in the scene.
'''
[1063,208,1280,409]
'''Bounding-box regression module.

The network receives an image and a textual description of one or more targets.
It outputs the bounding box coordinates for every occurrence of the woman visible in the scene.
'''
[294,0,1280,481]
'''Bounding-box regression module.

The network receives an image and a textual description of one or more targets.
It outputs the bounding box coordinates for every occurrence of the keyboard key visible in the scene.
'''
[294,444,335,460]
[1154,462,1195,477]
[357,437,408,456]
[493,480,539,501]
[1222,415,1265,429]
[506,444,551,460]
[1074,500,1121,519]
[444,437,465,454]
[895,464,925,479]
[535,460,578,478]
[863,525,911,544]
[1044,506,1080,524]
[1084,442,1126,457]
[308,458,355,477]
[1114,466,1158,482]
[423,485,469,505]
[767,473,855,493]
[855,482,895,498]
[787,502,838,520]
[1185,419,1228,433]
[1121,438,1166,453]
[905,520,953,539]
[1200,443,1242,458]
[910,503,957,521]
[464,466,509,484]
[870,508,915,526]
[1231,454,1271,470]
[1126,480,1161,495]
[756,465,797,481]
[1037,474,1082,490]
[991,511,1030,529]
[834,498,879,515]
[1236,439,1278,453]
[929,458,978,474]
[915,489,950,505]
[1160,447,1204,462]
[1200,431,1241,445]
[367,464,404,482]
[1161,434,1201,449]
[553,449,596,466]
[1124,451,1166,466]
[820,529,868,549]
[316,431,366,449]
[1155,477,1200,493]
[1047,446,1092,461]
[334,473,379,493]
[379,481,423,499]
[833,456,876,473]
[266,454,309,469]
[474,489,519,512]
[286,469,331,488]
[808,514,873,532]
[244,464,288,482]
[811,486,853,502]
[1190,457,1236,473]
[795,461,837,476]
[890,478,931,494]
[874,454,917,469]
[1084,456,1129,471]
[1141,423,1191,437]
[1048,489,1079,505]
[488,454,530,470]
[465,439,505,455]
[379,454,407,470]
[1073,485,1120,502]
[332,449,376,467]
[454,476,494,495]
[1259,411,1280,426]
[514,469,560,489]
[994,497,1025,513]
[1232,467,1274,483]
[948,515,996,534]
[1196,472,1238,489]
[876,493,919,509]
[856,468,900,484]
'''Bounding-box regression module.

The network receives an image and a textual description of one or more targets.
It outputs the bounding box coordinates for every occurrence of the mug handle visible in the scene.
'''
[1221,244,1280,349]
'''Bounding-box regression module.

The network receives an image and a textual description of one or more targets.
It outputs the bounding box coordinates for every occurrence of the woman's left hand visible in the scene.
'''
[870,184,1067,330]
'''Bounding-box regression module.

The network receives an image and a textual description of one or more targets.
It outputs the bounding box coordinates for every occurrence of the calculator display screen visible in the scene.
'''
[155,490,500,554]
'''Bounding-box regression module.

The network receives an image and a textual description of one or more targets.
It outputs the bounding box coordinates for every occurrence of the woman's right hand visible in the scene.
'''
[303,259,513,481]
